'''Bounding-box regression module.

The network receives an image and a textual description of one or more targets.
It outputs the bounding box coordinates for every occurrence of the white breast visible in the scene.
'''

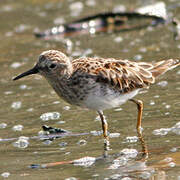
[83,88,140,111]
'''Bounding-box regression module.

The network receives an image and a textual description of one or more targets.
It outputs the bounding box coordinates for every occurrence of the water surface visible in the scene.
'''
[0,0,180,179]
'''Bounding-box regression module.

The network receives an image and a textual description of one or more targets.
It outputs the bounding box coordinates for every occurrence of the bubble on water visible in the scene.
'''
[94,115,106,121]
[52,101,60,104]
[63,106,70,110]
[114,108,122,111]
[149,100,155,105]
[134,54,142,61]
[77,139,87,146]
[139,172,151,179]
[5,31,13,37]
[120,148,138,159]
[170,147,177,152]
[168,162,176,167]
[121,177,132,180]
[114,36,123,43]
[139,47,147,53]
[1,172,10,178]
[73,156,96,167]
[11,62,22,68]
[40,112,61,121]
[26,108,34,112]
[15,24,29,33]
[85,0,96,6]
[57,120,66,124]
[71,50,82,57]
[126,136,138,143]
[108,156,127,169]
[109,174,122,179]
[157,81,168,87]
[113,5,126,12]
[43,140,52,145]
[53,17,65,25]
[11,101,22,109]
[13,136,29,148]
[4,91,13,95]
[82,48,93,57]
[69,2,83,17]
[19,84,27,90]
[177,70,180,75]
[90,130,102,136]
[152,128,171,136]
[165,105,171,109]
[12,125,24,131]
[171,122,180,135]
[109,133,120,138]
[65,177,77,180]
[59,142,68,147]
[0,123,7,129]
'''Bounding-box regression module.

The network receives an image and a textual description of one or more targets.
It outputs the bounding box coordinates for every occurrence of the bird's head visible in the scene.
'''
[13,50,72,81]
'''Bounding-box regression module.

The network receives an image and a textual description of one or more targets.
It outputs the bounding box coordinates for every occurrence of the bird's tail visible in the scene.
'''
[150,59,179,78]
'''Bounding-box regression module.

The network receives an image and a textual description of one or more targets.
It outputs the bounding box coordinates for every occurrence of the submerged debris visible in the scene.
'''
[42,125,69,134]
[35,2,170,39]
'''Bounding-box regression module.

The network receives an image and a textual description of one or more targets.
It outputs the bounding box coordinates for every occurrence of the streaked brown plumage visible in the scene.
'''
[13,50,179,150]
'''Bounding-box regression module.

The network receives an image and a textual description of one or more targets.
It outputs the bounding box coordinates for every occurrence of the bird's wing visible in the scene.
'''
[72,57,155,92]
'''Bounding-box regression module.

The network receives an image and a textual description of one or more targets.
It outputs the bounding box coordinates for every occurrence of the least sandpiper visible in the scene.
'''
[13,50,179,148]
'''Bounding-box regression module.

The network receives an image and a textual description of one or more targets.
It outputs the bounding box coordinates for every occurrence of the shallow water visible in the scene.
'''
[0,0,180,179]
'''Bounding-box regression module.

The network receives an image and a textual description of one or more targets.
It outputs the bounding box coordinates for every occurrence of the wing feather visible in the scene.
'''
[72,57,155,92]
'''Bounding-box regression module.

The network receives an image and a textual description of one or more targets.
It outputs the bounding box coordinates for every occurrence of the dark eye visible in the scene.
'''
[49,63,57,69]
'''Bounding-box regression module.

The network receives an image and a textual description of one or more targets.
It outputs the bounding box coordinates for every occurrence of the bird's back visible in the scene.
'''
[72,57,179,93]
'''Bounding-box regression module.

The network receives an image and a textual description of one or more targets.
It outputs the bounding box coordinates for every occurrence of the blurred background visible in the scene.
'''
[0,0,180,179]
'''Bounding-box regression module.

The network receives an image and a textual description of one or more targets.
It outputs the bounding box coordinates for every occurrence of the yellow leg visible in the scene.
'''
[97,110,110,150]
[130,99,148,158]
[130,99,143,131]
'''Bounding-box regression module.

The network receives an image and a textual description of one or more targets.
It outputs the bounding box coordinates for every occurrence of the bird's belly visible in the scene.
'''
[83,89,140,110]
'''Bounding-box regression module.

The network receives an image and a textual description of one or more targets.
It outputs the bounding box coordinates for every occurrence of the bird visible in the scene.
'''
[13,50,179,148]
